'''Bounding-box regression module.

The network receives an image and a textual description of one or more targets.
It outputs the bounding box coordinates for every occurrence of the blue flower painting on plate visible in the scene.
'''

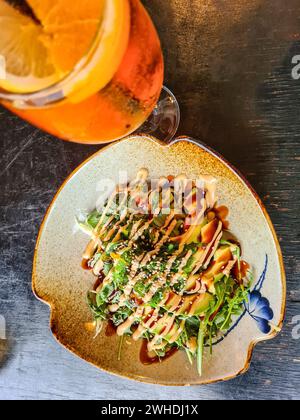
[214,255,274,345]
[245,290,274,334]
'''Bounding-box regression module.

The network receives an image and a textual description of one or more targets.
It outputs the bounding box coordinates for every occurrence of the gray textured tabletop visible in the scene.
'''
[0,0,299,400]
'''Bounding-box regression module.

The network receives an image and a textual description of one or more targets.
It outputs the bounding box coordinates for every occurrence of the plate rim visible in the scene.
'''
[32,134,286,386]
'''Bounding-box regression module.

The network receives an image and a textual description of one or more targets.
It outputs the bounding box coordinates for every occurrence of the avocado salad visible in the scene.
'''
[78,169,252,375]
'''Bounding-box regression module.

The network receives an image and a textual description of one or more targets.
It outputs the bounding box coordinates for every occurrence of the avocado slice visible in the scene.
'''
[214,245,232,263]
[151,323,165,335]
[151,316,169,335]
[164,323,179,342]
[184,275,198,292]
[177,295,196,314]
[189,293,214,316]
[165,292,182,311]
[203,261,226,280]
[201,219,219,244]
[186,219,207,244]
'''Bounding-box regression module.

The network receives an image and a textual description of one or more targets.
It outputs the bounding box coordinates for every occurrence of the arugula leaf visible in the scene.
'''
[149,290,164,309]
[106,242,123,254]
[103,262,113,276]
[173,277,185,294]
[87,210,102,229]
[87,291,108,321]
[112,307,133,326]
[219,285,248,330]
[96,283,115,307]
[112,259,129,287]
[185,316,200,337]
[185,348,194,365]
[183,256,195,275]
[134,280,151,297]
[214,273,225,284]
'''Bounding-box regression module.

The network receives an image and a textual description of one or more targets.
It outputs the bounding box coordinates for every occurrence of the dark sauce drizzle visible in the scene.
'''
[139,340,178,365]
[82,258,92,271]
[105,321,117,337]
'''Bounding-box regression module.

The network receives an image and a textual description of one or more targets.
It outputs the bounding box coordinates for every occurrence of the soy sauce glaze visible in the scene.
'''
[82,258,92,271]
[93,272,105,291]
[139,340,178,365]
[233,260,250,281]
[105,321,117,337]
[215,206,229,230]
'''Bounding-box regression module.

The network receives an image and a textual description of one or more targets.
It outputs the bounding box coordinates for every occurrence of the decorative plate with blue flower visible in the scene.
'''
[214,255,278,349]
[33,135,286,385]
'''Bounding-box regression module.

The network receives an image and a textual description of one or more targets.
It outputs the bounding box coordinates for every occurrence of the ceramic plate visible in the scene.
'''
[32,135,286,386]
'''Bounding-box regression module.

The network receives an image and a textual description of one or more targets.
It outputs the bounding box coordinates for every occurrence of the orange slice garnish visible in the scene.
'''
[0,0,130,101]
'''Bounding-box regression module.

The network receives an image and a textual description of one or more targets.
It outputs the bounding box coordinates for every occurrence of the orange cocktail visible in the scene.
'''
[0,0,164,143]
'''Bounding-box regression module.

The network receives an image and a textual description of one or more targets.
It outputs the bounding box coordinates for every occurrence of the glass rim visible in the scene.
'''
[0,3,106,106]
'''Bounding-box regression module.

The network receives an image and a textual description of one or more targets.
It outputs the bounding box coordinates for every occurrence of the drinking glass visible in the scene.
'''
[0,0,180,144]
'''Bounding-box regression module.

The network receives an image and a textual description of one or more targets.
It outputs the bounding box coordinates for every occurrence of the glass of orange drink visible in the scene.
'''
[0,0,180,144]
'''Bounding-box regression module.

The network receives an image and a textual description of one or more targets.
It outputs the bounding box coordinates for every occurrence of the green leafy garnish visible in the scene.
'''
[87,210,102,229]
[149,290,164,309]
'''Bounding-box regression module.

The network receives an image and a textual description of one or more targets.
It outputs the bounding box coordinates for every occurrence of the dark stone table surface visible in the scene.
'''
[0,0,299,400]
